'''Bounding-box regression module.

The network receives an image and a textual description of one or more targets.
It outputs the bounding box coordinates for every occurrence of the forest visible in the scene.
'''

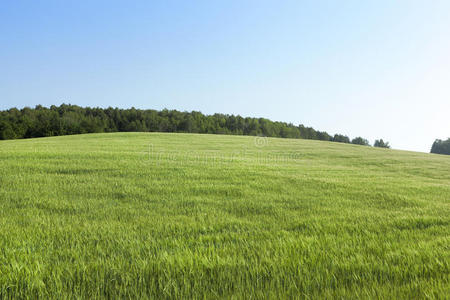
[1,104,385,147]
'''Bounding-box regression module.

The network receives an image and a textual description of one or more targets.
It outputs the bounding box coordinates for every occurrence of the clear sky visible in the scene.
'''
[1,1,449,152]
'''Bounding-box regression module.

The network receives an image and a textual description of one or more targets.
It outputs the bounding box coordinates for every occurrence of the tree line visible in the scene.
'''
[0,104,390,148]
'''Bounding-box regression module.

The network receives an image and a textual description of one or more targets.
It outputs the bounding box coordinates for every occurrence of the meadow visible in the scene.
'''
[0,132,449,299]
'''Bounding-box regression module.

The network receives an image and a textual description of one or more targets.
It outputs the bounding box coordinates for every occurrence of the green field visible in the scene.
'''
[0,132,449,298]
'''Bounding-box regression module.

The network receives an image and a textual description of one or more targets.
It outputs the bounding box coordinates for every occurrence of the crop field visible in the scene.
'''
[0,132,449,298]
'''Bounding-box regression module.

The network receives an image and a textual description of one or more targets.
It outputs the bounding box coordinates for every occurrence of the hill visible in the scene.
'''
[0,132,449,298]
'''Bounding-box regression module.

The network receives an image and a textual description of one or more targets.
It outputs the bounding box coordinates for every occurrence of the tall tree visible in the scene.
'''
[333,134,350,143]
[374,139,390,148]
[430,138,450,155]
[351,137,370,146]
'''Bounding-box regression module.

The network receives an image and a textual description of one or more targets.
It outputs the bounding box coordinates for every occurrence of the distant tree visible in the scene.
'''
[332,134,350,143]
[316,131,332,141]
[351,137,370,146]
[299,125,318,140]
[374,139,390,148]
[0,120,16,140]
[430,138,450,155]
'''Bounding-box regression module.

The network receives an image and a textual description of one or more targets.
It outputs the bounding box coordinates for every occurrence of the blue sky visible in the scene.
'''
[1,1,449,152]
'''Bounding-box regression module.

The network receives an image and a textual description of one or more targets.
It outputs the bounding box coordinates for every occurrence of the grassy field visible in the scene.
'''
[0,132,449,299]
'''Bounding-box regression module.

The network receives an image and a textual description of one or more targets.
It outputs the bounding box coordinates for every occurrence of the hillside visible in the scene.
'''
[0,132,449,298]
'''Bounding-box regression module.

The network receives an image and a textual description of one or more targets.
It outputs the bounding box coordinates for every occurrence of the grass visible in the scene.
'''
[0,132,449,299]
